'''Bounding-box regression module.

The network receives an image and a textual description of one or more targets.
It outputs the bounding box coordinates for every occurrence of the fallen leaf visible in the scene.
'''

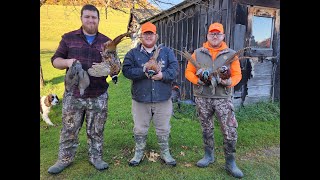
[146,151,160,162]
[181,145,188,150]
[114,159,121,166]
[180,151,185,156]
[184,163,192,167]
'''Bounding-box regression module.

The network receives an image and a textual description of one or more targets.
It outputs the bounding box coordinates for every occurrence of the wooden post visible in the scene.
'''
[40,61,44,88]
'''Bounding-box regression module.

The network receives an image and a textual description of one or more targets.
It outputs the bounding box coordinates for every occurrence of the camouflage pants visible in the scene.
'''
[195,96,238,143]
[57,91,108,165]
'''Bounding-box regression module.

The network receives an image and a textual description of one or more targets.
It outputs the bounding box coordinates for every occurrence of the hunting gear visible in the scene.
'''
[185,22,245,178]
[48,4,113,174]
[122,22,179,167]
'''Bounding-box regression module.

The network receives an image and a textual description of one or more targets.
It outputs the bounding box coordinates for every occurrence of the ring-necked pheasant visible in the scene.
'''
[176,47,252,83]
[88,31,133,84]
[143,44,163,77]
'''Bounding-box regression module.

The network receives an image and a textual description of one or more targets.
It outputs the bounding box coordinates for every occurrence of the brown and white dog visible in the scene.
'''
[40,94,59,126]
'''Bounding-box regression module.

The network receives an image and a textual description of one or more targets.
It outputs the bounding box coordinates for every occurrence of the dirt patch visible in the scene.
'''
[263,145,280,157]
[240,145,280,161]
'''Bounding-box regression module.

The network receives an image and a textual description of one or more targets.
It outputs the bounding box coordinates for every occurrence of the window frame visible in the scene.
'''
[247,6,278,57]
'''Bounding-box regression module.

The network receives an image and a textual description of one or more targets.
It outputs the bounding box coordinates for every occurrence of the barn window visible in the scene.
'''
[251,16,273,49]
[247,6,278,57]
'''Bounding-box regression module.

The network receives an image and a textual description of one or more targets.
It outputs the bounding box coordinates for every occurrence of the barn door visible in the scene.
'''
[245,6,280,105]
[233,5,280,107]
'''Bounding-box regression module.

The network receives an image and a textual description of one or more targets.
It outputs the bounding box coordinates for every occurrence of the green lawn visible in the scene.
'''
[40,5,280,180]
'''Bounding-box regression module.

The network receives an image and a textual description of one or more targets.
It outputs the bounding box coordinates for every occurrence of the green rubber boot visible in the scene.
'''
[48,161,71,174]
[90,158,109,170]
[157,135,176,166]
[224,140,244,178]
[196,146,215,167]
[129,135,147,166]
[196,132,215,167]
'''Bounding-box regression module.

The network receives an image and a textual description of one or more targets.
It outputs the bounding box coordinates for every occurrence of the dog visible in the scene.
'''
[40,94,59,126]
[171,81,181,118]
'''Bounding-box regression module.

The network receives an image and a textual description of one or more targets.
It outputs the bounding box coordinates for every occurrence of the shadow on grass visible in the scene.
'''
[40,49,56,54]
[45,75,65,85]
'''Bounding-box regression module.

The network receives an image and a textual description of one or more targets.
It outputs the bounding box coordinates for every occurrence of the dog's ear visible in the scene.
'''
[44,94,51,107]
[55,95,59,101]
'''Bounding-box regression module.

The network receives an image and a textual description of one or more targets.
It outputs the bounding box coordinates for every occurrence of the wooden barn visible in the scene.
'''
[127,0,280,108]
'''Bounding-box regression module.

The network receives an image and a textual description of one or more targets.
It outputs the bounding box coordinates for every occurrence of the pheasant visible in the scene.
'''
[177,47,252,83]
[213,46,252,82]
[176,47,252,94]
[143,44,163,77]
[175,49,212,85]
[65,60,90,96]
[88,31,133,84]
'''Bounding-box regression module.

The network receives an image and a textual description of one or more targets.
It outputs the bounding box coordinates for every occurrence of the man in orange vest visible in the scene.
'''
[185,22,244,178]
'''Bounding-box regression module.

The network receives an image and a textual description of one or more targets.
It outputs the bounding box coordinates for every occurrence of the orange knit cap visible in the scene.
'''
[141,22,156,34]
[208,22,224,33]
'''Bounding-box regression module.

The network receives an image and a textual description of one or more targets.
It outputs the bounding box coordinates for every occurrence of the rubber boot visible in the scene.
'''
[196,132,215,167]
[48,161,71,174]
[224,140,244,178]
[89,158,109,170]
[88,137,109,170]
[157,135,176,166]
[129,135,147,166]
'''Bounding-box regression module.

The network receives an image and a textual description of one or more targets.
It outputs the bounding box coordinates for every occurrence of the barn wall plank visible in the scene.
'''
[272,9,280,101]
[185,6,195,99]
[247,75,272,86]
[199,2,208,46]
[213,0,222,22]
[251,60,273,75]
[247,85,272,96]
[208,0,215,24]
[176,12,183,86]
[194,4,201,49]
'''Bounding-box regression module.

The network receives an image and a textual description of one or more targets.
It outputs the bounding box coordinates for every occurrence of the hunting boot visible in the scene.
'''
[89,157,109,170]
[196,132,215,167]
[48,161,71,174]
[224,139,244,178]
[157,134,176,166]
[88,138,109,170]
[129,135,147,166]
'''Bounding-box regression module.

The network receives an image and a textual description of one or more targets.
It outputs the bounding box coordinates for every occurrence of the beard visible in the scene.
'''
[142,38,157,48]
[82,24,98,35]
[209,40,222,48]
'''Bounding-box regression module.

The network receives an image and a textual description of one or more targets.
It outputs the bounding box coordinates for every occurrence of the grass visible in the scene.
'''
[40,5,280,180]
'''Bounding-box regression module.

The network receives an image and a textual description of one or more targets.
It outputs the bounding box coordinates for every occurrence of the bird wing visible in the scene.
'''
[87,61,111,77]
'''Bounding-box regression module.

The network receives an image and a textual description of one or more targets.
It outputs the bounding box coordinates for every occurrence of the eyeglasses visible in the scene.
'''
[208,33,224,38]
